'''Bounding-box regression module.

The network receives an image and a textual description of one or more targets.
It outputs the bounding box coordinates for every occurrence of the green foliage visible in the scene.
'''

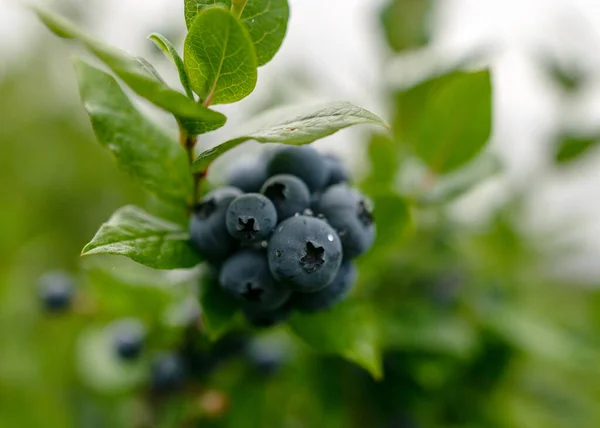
[395,69,493,173]
[192,102,388,172]
[82,206,201,270]
[289,300,382,379]
[198,272,241,340]
[554,134,600,164]
[148,33,194,99]
[74,59,193,209]
[34,8,227,133]
[184,7,258,105]
[184,0,290,65]
[381,0,432,52]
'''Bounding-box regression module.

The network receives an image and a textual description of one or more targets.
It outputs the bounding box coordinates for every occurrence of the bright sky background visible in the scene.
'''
[2,0,600,279]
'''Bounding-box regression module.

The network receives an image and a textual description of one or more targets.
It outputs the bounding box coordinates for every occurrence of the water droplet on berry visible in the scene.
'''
[327,234,334,242]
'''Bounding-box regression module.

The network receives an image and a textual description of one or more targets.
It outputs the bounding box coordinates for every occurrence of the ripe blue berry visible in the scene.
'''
[323,154,350,188]
[219,250,291,310]
[226,194,278,243]
[293,260,357,312]
[314,184,375,259]
[151,352,185,393]
[266,146,328,191]
[112,318,145,361]
[190,187,242,262]
[227,159,268,193]
[261,174,310,221]
[268,216,342,292]
[38,271,75,313]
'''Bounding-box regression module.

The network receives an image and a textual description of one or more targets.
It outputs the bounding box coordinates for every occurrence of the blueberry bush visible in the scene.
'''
[2,0,600,427]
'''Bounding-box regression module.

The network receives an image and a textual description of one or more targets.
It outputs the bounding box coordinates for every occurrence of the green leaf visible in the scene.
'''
[198,272,240,340]
[555,134,600,164]
[34,7,226,133]
[289,300,383,379]
[184,0,289,66]
[74,59,192,208]
[381,0,432,52]
[184,7,258,105]
[418,153,502,205]
[192,101,388,172]
[82,205,202,270]
[395,69,493,173]
[148,33,194,100]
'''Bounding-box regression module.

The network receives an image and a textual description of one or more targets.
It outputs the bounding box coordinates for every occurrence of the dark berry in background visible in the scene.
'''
[38,271,75,313]
[226,194,278,243]
[219,249,291,311]
[314,184,375,259]
[268,215,342,292]
[266,145,328,191]
[293,260,357,312]
[243,302,293,328]
[227,158,268,193]
[151,352,186,393]
[261,174,310,220]
[190,187,242,262]
[112,318,146,361]
[245,337,287,376]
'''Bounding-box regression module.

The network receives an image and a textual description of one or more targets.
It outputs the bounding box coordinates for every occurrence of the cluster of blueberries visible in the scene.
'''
[190,145,376,326]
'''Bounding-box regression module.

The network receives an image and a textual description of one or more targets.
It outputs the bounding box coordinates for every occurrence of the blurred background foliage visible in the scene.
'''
[2,0,600,427]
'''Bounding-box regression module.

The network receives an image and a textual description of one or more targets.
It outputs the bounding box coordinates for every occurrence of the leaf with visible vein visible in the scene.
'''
[82,206,202,270]
[148,33,194,99]
[289,300,383,379]
[184,0,289,66]
[34,7,226,133]
[74,58,192,208]
[192,101,388,172]
[184,7,257,105]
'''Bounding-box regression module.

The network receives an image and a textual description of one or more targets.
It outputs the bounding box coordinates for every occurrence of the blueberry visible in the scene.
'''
[227,159,268,193]
[38,271,75,313]
[268,216,342,292]
[150,352,185,393]
[314,184,375,259]
[112,318,145,361]
[219,250,291,310]
[190,187,242,262]
[323,154,350,188]
[266,146,328,191]
[292,260,357,312]
[243,303,292,328]
[261,174,310,221]
[226,194,278,243]
[246,338,286,375]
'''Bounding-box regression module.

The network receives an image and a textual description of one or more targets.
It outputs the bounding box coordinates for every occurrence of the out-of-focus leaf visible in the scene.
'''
[198,272,240,341]
[74,59,192,208]
[184,7,257,105]
[192,102,388,172]
[363,133,400,191]
[184,0,289,66]
[395,69,492,173]
[381,0,432,52]
[34,7,227,133]
[289,300,383,379]
[418,153,502,204]
[555,134,600,164]
[82,206,202,270]
[148,33,194,99]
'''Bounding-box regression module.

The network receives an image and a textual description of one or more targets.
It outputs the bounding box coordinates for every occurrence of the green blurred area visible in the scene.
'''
[2,1,600,427]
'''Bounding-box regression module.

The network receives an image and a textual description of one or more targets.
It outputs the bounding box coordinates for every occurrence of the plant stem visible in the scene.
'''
[178,122,201,206]
[231,0,247,19]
